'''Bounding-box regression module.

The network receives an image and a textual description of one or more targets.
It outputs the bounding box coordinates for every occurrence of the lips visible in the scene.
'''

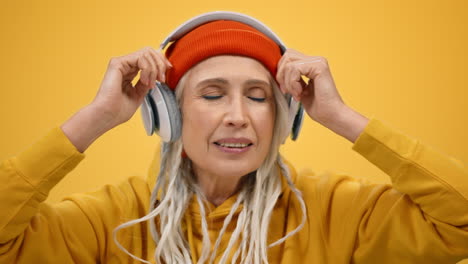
[214,138,253,148]
[213,138,253,155]
[214,142,252,148]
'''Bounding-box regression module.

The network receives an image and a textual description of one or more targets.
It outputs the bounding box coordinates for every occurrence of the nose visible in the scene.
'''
[223,96,249,128]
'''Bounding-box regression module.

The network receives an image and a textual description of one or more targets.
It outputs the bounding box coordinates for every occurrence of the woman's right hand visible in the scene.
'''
[61,47,172,153]
[91,47,172,127]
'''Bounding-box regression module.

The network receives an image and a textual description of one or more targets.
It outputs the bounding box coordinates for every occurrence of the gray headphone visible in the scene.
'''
[140,11,304,143]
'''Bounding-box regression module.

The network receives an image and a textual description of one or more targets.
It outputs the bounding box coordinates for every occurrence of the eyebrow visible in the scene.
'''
[195,78,270,88]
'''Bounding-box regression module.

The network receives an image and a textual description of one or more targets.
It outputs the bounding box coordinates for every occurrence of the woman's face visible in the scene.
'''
[181,55,276,180]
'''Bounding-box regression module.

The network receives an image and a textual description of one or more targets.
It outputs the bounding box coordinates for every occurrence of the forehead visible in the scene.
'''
[187,55,272,85]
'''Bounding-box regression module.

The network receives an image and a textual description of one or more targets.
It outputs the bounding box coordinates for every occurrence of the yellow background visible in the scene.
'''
[0,0,467,262]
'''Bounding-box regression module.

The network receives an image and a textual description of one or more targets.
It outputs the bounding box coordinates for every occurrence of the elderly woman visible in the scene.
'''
[1,12,467,264]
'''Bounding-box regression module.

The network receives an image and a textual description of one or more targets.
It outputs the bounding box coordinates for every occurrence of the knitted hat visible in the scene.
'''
[164,20,282,89]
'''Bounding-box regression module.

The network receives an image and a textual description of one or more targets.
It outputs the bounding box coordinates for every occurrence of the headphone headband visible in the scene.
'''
[159,11,287,53]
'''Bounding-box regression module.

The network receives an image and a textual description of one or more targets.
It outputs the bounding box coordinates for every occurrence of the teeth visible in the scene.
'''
[218,142,249,148]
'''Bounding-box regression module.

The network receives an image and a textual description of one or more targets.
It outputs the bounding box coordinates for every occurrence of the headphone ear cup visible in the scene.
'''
[140,82,182,142]
[291,104,304,141]
[159,82,182,142]
[141,92,157,136]
[285,95,304,141]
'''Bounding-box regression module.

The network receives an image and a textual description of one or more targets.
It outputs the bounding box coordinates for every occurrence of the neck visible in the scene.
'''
[194,169,245,207]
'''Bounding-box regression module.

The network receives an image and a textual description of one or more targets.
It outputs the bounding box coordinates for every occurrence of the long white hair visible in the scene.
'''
[113,66,307,264]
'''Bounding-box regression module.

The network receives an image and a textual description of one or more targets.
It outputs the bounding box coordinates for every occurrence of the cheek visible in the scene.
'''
[181,103,218,151]
[250,106,275,156]
[253,105,275,137]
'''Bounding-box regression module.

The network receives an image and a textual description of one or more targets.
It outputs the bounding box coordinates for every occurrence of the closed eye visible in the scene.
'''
[248,96,266,102]
[202,95,223,100]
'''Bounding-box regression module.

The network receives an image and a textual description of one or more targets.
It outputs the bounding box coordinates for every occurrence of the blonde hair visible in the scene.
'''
[113,66,307,264]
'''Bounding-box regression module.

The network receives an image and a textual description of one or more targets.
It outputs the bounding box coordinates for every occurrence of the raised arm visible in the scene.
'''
[62,47,172,152]
[276,49,468,262]
[276,48,369,143]
[0,47,170,263]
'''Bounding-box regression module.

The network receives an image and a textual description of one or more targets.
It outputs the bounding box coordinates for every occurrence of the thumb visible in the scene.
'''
[132,79,154,103]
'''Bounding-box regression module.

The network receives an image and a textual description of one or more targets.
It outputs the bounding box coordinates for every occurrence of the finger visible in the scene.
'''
[119,50,147,75]
[137,55,153,86]
[277,49,302,93]
[275,51,287,89]
[151,48,172,68]
[295,56,329,80]
[134,79,152,99]
[165,57,173,68]
[123,68,140,86]
[119,48,155,86]
[281,61,291,95]
[148,49,169,82]
[284,62,301,97]
[276,55,290,93]
[290,64,307,101]
[276,64,286,94]
[153,52,168,83]
[291,77,304,102]
[157,49,173,68]
[143,52,157,86]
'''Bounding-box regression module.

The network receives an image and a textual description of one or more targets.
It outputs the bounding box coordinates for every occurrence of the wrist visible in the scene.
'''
[318,105,369,143]
[60,104,116,153]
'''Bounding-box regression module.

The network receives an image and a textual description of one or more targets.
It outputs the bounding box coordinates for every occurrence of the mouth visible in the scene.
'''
[213,138,254,153]
[213,142,253,148]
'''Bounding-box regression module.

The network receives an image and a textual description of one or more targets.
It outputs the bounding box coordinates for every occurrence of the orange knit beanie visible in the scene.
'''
[164,20,282,89]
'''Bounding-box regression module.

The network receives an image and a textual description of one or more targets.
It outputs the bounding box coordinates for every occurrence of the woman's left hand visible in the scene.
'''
[276,49,369,142]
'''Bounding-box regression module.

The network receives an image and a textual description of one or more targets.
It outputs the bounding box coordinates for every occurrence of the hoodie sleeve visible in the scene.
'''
[0,127,100,263]
[318,119,468,263]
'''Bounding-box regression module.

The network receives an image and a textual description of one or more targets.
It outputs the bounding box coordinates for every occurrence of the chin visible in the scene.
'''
[223,170,255,179]
[189,153,265,180]
[216,160,260,176]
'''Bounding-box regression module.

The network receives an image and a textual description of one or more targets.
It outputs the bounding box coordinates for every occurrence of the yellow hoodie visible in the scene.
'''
[0,119,467,263]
